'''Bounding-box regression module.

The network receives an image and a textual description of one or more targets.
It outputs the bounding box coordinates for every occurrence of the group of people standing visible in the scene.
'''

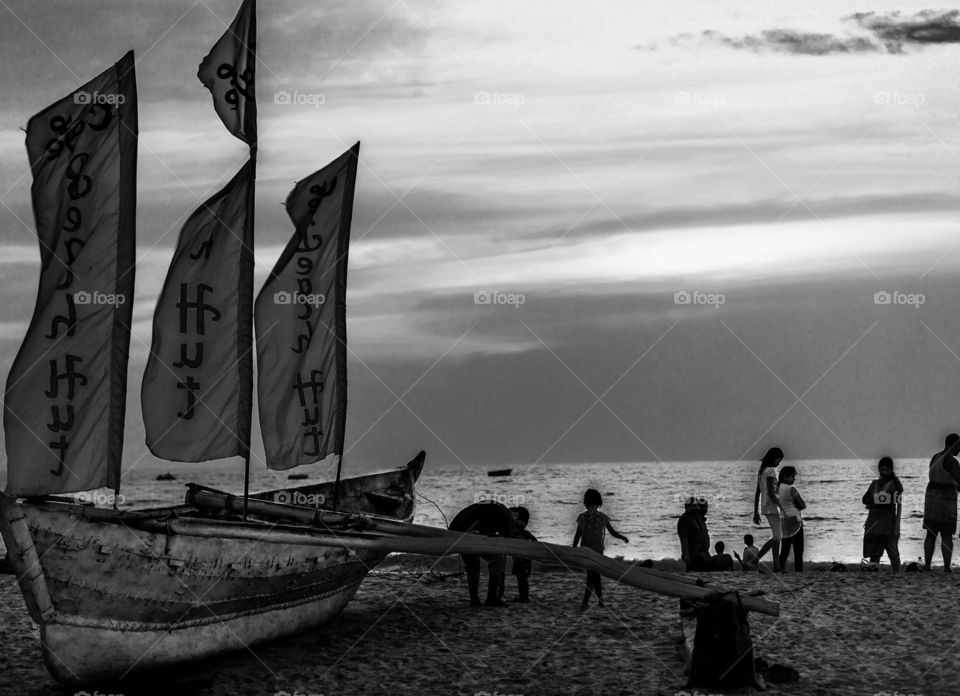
[675,447,808,573]
[449,433,960,609]
[748,434,960,573]
[751,447,806,572]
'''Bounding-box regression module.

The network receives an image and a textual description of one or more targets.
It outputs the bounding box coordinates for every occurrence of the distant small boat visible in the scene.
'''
[287,473,309,480]
[487,468,512,477]
[155,473,177,481]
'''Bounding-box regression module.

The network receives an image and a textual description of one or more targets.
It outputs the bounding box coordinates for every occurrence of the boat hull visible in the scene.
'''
[41,573,366,684]
[0,452,424,685]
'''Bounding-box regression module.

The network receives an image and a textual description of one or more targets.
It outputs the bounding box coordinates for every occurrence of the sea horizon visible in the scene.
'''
[1,456,941,565]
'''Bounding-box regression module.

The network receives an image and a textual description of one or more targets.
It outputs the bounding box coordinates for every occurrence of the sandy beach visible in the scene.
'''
[1,555,958,696]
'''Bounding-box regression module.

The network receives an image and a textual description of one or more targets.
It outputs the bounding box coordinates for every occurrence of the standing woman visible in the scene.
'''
[862,456,903,572]
[753,447,784,571]
[777,466,806,572]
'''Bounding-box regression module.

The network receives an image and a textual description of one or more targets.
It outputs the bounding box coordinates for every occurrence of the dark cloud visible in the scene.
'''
[0,0,436,122]
[702,29,877,56]
[849,9,960,52]
[655,10,960,56]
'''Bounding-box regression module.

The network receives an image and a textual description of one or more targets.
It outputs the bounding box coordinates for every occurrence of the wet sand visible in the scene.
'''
[1,557,958,695]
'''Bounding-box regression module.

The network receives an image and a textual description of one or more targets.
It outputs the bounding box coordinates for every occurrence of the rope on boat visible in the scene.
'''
[415,491,449,527]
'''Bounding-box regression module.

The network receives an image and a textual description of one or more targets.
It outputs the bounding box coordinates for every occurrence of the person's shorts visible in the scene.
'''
[765,514,782,540]
[922,519,957,536]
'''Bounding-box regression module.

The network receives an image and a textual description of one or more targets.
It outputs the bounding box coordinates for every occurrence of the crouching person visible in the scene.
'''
[449,501,521,607]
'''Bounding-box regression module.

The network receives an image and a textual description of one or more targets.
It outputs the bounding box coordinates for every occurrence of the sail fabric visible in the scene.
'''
[198,0,257,145]
[255,143,359,470]
[141,160,254,462]
[3,52,138,496]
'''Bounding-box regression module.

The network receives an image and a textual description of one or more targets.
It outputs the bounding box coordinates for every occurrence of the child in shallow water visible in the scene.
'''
[572,488,629,610]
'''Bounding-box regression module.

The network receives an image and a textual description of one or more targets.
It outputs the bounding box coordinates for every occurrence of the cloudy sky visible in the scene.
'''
[2,0,960,478]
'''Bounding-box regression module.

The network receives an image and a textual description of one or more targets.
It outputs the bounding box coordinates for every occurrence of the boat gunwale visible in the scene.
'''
[13,456,425,524]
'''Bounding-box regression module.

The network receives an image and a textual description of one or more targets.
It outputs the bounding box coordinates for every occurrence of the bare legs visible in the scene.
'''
[923,531,952,571]
[756,537,781,571]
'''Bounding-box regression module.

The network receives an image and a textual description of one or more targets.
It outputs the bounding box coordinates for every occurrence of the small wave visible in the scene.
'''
[800,516,842,521]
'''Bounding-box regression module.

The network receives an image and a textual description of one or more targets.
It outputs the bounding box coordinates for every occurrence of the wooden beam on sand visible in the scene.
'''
[168,496,781,617]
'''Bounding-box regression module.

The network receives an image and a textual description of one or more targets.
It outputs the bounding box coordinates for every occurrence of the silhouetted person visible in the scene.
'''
[449,501,521,607]
[923,434,960,571]
[677,497,712,571]
[753,447,785,571]
[712,541,734,571]
[573,488,628,610]
[734,534,760,571]
[777,465,805,572]
[862,456,903,572]
[508,506,535,602]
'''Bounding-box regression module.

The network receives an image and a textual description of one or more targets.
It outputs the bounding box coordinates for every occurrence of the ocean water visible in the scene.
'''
[0,458,939,564]
[412,459,933,564]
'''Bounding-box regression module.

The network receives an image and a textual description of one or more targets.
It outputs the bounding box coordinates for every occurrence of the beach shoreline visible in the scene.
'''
[3,554,959,695]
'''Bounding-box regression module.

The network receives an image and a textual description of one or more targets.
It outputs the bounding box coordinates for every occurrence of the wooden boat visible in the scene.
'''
[0,451,425,684]
[155,472,177,481]
[0,1,435,685]
[487,468,512,477]
[0,2,779,686]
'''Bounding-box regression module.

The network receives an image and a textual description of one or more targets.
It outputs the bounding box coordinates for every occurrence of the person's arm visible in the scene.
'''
[766,476,783,513]
[753,478,762,524]
[572,519,582,548]
[678,522,689,563]
[606,521,628,543]
[862,482,874,508]
[948,458,960,489]
[792,487,806,511]
[894,478,903,538]
[733,550,745,571]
